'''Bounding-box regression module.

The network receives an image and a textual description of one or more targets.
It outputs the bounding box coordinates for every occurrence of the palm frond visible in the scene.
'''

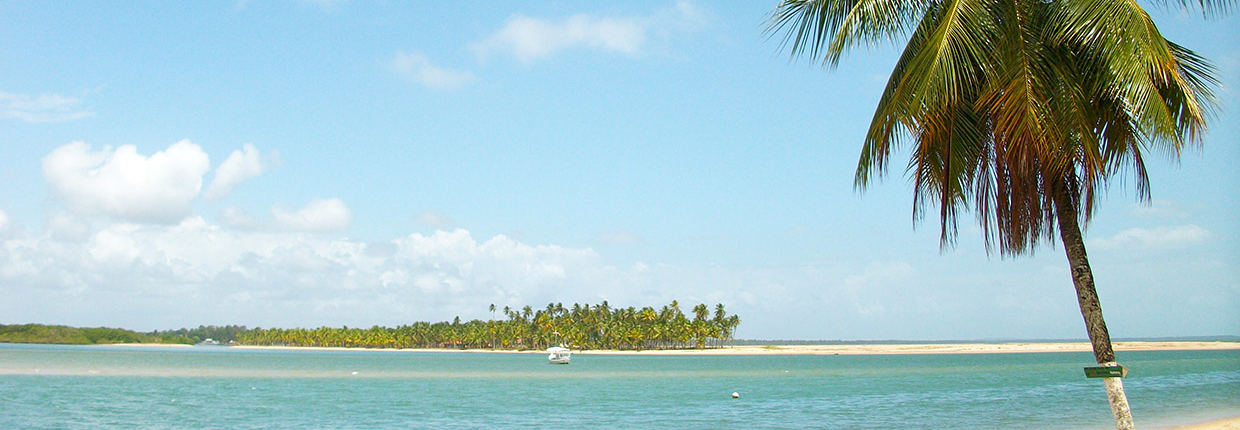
[1152,0,1235,18]
[769,0,1220,257]
[766,0,927,67]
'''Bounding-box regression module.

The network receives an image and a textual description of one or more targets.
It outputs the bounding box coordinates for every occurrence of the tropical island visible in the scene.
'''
[1,300,742,351]
[5,303,1236,356]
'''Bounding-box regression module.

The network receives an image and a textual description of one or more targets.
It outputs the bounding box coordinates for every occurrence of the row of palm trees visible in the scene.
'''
[234,300,741,351]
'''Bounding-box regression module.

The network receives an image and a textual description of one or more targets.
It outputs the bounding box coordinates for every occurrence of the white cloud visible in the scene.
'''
[474,14,646,62]
[271,198,353,232]
[46,212,92,242]
[390,51,475,89]
[840,261,916,316]
[471,2,705,62]
[219,206,260,230]
[0,221,617,329]
[1130,199,1191,219]
[1089,225,1210,251]
[0,90,94,123]
[41,140,210,224]
[0,215,1232,339]
[415,211,457,230]
[205,144,276,199]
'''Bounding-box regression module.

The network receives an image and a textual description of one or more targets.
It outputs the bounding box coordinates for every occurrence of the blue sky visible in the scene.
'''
[1,1,1236,340]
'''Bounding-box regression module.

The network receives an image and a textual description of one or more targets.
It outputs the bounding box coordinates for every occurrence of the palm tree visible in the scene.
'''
[231,300,740,351]
[768,0,1220,428]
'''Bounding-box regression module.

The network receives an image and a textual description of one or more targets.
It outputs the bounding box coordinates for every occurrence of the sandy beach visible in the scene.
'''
[226,340,1240,356]
[1171,417,1240,430]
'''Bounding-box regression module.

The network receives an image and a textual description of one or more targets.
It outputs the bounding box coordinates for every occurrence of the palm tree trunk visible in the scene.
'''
[1051,182,1136,430]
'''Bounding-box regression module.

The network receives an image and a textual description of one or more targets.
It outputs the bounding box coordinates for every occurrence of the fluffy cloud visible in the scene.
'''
[42,140,210,224]
[205,144,275,199]
[0,214,1233,339]
[390,51,475,89]
[472,1,705,62]
[0,221,620,329]
[39,140,338,230]
[0,90,94,123]
[271,198,353,232]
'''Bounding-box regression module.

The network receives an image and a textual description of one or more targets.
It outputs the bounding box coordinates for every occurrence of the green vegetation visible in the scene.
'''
[0,324,192,345]
[153,325,250,344]
[1,301,741,351]
[237,301,741,351]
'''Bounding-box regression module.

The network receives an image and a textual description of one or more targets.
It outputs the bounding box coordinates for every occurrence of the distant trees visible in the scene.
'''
[236,301,742,351]
[153,325,250,344]
[0,324,192,345]
[2,301,742,351]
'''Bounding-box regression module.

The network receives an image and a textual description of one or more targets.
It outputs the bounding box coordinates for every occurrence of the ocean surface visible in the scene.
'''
[1,344,1236,429]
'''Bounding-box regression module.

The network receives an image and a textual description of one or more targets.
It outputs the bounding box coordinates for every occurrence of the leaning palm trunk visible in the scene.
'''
[1052,182,1135,430]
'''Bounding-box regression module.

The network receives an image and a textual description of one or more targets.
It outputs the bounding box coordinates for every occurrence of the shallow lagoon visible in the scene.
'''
[1,344,1236,429]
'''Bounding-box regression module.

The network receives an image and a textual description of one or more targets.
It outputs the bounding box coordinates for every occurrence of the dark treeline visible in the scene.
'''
[0,324,191,345]
[237,300,741,351]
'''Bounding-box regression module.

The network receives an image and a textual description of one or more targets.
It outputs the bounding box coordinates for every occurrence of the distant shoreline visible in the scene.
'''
[23,340,1237,355]
[212,340,1240,355]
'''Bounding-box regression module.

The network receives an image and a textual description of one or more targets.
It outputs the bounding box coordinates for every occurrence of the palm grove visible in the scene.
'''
[237,301,741,351]
[767,0,1224,428]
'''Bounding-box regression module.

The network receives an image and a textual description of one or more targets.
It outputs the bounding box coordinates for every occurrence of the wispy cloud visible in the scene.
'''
[596,230,643,245]
[391,2,706,88]
[1130,199,1192,219]
[474,14,646,62]
[472,1,707,62]
[1089,224,1209,251]
[0,90,94,123]
[390,51,475,89]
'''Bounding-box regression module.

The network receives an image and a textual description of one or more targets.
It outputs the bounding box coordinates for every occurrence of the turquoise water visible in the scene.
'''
[1,344,1236,429]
